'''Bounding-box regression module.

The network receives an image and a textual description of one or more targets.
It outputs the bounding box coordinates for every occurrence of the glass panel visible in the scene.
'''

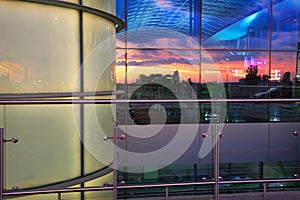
[203,51,270,122]
[5,105,81,189]
[219,123,269,193]
[82,0,115,14]
[0,1,80,94]
[115,49,126,85]
[124,0,200,47]
[116,1,125,48]
[117,124,213,198]
[116,49,201,125]
[123,49,200,90]
[117,26,201,49]
[271,52,296,96]
[205,51,270,99]
[84,173,113,198]
[268,122,300,190]
[202,0,270,50]
[83,104,114,174]
[83,13,116,92]
[270,52,299,121]
[0,2,119,199]
[272,0,300,50]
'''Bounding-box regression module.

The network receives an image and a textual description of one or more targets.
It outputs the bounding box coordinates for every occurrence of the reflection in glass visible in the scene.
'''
[272,0,300,50]
[271,52,296,98]
[202,0,270,49]
[117,49,200,85]
[205,51,270,98]
[123,0,200,47]
[116,49,201,125]
[116,27,201,49]
[0,1,80,94]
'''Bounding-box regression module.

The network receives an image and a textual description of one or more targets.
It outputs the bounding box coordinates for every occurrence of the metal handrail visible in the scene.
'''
[0,98,299,104]
[2,178,300,197]
[0,90,125,99]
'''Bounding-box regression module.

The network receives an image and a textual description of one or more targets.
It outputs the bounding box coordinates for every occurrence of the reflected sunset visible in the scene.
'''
[116,50,297,84]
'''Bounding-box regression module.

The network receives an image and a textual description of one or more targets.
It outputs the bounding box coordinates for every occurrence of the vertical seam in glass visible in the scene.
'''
[77,1,84,199]
[267,0,274,162]
[199,0,203,93]
[124,0,129,147]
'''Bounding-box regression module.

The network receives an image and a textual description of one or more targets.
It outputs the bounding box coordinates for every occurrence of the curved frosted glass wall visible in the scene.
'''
[0,0,123,199]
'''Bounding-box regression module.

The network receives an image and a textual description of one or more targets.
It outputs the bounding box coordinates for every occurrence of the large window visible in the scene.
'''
[116,0,300,124]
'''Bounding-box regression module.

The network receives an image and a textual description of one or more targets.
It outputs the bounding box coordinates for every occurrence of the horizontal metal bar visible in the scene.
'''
[3,186,114,196]
[117,181,216,190]
[0,90,124,99]
[0,98,299,104]
[3,178,300,197]
[219,178,300,185]
[116,47,300,53]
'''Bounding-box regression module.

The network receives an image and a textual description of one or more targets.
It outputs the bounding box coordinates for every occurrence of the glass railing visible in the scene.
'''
[1,98,299,200]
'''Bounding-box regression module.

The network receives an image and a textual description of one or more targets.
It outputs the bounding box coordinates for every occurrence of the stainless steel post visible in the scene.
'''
[113,126,118,200]
[263,183,267,199]
[165,187,168,200]
[57,192,61,200]
[0,128,3,200]
[214,124,220,200]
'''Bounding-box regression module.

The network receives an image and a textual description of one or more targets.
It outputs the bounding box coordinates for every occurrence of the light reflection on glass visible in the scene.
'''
[0,1,80,93]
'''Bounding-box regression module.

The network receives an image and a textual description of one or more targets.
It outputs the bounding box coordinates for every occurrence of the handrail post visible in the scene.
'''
[0,128,3,200]
[263,183,267,199]
[165,187,168,200]
[103,126,126,200]
[214,123,220,200]
[57,192,61,200]
[113,126,118,200]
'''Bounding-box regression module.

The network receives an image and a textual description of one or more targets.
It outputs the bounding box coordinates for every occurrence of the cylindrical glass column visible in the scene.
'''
[0,0,123,199]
